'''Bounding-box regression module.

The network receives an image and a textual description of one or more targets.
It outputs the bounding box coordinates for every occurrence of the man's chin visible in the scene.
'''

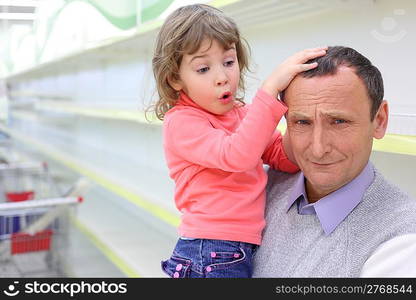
[306,178,343,197]
[304,168,344,191]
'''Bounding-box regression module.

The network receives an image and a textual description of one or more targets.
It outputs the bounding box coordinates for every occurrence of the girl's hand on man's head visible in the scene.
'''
[261,47,328,99]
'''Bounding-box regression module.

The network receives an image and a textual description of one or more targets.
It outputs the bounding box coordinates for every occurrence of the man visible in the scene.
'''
[253,46,416,277]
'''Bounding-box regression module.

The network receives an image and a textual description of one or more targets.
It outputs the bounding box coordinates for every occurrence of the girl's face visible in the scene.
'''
[170,38,240,115]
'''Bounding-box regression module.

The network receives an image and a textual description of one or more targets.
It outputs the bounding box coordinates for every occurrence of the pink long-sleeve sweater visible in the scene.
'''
[163,89,298,245]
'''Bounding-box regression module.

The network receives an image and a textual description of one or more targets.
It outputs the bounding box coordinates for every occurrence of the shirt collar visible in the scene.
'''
[286,162,375,235]
[286,171,307,211]
[177,91,201,110]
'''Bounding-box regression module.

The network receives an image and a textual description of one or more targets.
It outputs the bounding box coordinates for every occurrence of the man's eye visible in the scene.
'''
[295,120,309,125]
[197,67,209,73]
[224,60,234,67]
[334,119,347,124]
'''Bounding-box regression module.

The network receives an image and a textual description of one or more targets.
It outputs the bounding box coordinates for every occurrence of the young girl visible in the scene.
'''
[151,4,326,278]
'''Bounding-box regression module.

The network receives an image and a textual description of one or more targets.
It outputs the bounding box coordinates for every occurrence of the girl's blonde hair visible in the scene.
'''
[151,4,250,120]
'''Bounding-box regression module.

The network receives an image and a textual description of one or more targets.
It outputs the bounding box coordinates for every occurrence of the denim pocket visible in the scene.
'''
[161,255,192,278]
[207,247,246,270]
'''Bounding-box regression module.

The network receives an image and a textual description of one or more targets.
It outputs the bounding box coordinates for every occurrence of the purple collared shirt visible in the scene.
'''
[286,162,375,235]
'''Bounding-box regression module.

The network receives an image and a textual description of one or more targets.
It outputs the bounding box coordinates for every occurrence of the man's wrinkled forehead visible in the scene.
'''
[284,67,372,120]
[285,67,365,104]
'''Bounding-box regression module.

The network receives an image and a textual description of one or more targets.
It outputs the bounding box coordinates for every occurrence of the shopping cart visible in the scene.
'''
[0,161,89,277]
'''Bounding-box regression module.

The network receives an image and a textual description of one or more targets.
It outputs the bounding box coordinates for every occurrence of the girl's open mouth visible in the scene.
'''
[219,92,232,104]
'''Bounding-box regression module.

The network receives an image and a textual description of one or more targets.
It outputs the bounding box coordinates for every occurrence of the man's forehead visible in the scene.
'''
[286,67,369,103]
[284,67,372,117]
[288,67,359,94]
[288,107,353,119]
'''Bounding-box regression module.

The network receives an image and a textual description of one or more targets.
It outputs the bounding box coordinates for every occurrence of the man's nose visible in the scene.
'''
[310,125,331,159]
[215,68,228,86]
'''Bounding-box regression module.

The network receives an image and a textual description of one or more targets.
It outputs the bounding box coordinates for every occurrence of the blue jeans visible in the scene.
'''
[161,238,258,278]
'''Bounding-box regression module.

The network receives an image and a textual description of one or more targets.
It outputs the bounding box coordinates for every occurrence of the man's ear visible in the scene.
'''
[167,75,183,92]
[373,100,389,139]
